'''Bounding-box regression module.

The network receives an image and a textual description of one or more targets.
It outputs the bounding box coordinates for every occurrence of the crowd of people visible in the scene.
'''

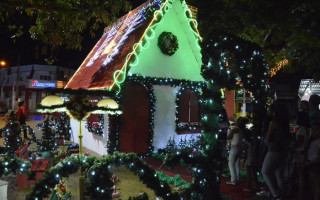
[222,94,320,200]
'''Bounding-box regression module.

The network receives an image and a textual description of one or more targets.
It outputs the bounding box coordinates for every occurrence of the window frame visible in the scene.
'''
[175,87,202,134]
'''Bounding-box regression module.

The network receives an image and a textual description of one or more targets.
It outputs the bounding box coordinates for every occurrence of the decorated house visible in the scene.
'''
[65,0,204,155]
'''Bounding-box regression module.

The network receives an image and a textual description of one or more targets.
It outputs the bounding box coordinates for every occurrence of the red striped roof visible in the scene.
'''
[66,0,160,90]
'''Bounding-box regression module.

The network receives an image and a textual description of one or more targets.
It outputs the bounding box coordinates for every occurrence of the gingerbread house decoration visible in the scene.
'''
[66,0,204,155]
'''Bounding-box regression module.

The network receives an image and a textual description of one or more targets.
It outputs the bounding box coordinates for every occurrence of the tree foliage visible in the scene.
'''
[0,0,131,54]
[188,0,320,79]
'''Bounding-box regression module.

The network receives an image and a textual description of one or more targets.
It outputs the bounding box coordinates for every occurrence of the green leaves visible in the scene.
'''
[1,0,131,52]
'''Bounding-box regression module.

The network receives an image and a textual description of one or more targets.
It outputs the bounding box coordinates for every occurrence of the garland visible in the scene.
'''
[0,156,32,177]
[113,77,156,155]
[26,153,180,200]
[156,171,190,189]
[86,114,104,136]
[158,31,179,55]
[201,34,269,136]
[163,149,223,200]
[42,88,116,98]
[107,115,121,154]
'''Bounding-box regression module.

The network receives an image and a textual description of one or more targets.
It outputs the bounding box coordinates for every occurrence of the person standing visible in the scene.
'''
[309,94,320,126]
[17,101,29,140]
[261,103,290,200]
[293,111,310,200]
[304,122,320,200]
[226,117,244,185]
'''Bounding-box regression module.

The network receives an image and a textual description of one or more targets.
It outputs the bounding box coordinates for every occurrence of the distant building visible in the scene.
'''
[298,79,320,101]
[0,64,75,112]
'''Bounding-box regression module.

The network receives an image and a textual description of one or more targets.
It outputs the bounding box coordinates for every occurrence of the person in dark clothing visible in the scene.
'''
[262,103,290,199]
[17,101,30,139]
[309,94,320,126]
[257,104,275,167]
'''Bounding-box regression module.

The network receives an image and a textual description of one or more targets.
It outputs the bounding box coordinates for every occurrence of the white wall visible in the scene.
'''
[70,114,109,156]
[152,85,200,151]
[69,85,201,155]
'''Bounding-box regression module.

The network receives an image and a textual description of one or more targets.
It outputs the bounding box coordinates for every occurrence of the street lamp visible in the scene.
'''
[0,60,6,67]
[38,95,121,200]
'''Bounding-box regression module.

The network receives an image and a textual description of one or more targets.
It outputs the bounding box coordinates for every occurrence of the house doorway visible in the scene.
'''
[119,83,149,154]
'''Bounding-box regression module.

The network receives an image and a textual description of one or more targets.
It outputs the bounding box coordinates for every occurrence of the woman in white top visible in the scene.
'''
[226,117,245,185]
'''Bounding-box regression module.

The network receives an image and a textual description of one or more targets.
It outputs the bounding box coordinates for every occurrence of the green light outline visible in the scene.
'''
[111,0,173,93]
[110,0,202,93]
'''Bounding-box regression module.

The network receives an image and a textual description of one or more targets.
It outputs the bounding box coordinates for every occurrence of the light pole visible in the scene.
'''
[0,60,7,102]
[38,95,121,200]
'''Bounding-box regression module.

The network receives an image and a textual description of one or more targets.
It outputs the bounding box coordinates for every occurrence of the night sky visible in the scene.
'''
[0,0,147,69]
[0,23,102,69]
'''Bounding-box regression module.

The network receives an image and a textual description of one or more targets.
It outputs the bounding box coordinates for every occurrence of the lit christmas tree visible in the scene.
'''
[54,112,71,141]
[2,111,23,156]
[37,118,57,152]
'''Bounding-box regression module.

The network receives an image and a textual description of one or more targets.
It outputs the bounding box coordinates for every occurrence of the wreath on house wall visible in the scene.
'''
[86,114,104,136]
[157,31,179,56]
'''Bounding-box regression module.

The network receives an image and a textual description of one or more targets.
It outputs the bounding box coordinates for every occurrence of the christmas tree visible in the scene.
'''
[2,111,23,156]
[37,118,57,152]
[54,112,71,141]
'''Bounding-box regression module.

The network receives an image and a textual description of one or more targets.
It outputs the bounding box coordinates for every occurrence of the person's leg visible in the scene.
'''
[228,147,237,183]
[262,152,279,197]
[274,152,287,197]
[252,164,259,189]
[297,167,305,200]
[235,153,240,182]
[314,175,320,200]
[245,165,252,190]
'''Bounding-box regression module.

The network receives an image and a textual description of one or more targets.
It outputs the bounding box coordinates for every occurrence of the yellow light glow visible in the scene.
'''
[101,40,117,56]
[270,59,289,77]
[0,60,6,67]
[40,95,64,107]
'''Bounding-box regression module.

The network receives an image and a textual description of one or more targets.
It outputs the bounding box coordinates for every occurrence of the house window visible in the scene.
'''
[40,75,44,80]
[177,89,201,134]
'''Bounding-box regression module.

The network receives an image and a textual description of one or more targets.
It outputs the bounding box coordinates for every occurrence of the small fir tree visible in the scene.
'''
[178,137,188,150]
[37,118,57,152]
[165,137,176,154]
[54,112,71,140]
[2,111,23,156]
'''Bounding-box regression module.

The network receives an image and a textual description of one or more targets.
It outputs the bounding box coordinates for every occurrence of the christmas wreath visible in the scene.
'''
[66,96,92,121]
[86,114,104,136]
[157,31,179,56]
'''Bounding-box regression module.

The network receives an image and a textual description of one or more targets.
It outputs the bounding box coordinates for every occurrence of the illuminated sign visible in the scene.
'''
[32,80,56,88]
